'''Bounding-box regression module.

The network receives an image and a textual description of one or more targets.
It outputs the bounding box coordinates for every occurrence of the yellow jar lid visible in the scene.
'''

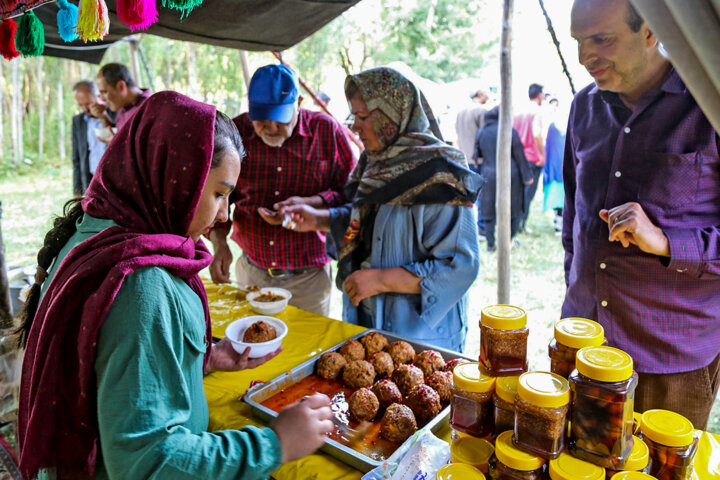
[640,409,695,447]
[451,437,495,466]
[554,318,605,349]
[495,375,520,404]
[517,371,570,408]
[610,472,656,480]
[481,305,527,330]
[633,411,643,434]
[495,431,545,471]
[549,453,605,480]
[436,463,486,480]
[620,435,649,471]
[576,346,634,382]
[453,362,496,393]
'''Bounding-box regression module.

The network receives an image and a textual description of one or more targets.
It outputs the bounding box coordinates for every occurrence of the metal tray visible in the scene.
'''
[244,329,474,473]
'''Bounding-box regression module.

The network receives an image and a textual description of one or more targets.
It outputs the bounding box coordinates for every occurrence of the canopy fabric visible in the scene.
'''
[630,0,720,132]
[27,0,360,63]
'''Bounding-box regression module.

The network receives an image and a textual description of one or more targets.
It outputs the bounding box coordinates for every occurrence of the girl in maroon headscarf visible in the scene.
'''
[17,91,332,480]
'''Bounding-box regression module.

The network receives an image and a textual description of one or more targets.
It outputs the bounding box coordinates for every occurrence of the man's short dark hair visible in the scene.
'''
[99,63,136,88]
[73,80,98,96]
[528,83,544,100]
[625,2,644,33]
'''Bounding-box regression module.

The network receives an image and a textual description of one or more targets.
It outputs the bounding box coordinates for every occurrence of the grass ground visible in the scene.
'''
[1,165,718,432]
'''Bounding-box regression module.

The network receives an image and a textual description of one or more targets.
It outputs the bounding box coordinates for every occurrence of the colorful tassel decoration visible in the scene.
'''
[0,18,20,60]
[15,11,44,57]
[117,0,158,31]
[77,0,109,42]
[56,0,79,42]
[162,0,203,18]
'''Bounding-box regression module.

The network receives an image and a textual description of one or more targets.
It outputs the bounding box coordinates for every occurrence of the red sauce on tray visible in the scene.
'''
[261,374,404,461]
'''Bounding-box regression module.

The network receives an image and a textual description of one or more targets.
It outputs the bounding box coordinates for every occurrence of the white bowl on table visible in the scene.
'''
[225,315,288,358]
[246,287,292,315]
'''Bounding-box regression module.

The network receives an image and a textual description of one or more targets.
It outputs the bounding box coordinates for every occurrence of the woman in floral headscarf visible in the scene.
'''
[18,91,332,480]
[284,67,482,351]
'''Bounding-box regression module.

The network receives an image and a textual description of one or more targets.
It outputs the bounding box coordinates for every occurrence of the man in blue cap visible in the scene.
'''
[209,64,356,316]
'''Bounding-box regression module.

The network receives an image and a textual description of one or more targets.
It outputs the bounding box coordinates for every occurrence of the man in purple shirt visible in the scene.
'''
[564,0,720,429]
[93,63,152,133]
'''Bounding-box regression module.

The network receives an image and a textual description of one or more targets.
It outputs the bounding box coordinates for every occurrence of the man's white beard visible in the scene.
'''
[259,133,286,148]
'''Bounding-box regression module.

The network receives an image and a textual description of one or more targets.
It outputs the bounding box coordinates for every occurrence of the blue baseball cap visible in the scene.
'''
[248,64,299,123]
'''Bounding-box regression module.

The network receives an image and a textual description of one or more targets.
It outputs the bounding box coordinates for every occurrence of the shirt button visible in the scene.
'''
[269,241,274,246]
[386,321,392,328]
[600,263,607,269]
[271,261,276,266]
[274,191,280,196]
[428,296,436,304]
[624,127,631,134]
[615,171,622,178]
[277,167,282,172]
[601,300,608,307]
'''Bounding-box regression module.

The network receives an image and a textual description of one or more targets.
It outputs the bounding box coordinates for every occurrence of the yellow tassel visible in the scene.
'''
[77,0,109,41]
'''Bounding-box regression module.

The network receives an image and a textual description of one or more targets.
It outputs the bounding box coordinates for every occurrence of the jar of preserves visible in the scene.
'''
[513,371,570,459]
[548,318,606,378]
[451,436,495,474]
[569,346,638,469]
[640,409,699,480]
[450,362,496,438]
[488,431,545,479]
[494,375,519,435]
[480,305,528,376]
[605,436,652,479]
[610,473,656,480]
[437,463,487,480]
[549,452,605,480]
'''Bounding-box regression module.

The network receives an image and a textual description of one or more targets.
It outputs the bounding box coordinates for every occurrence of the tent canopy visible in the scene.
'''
[30,0,360,64]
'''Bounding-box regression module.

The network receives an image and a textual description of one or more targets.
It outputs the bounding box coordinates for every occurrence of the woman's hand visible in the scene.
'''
[205,338,282,373]
[280,204,331,232]
[273,393,334,463]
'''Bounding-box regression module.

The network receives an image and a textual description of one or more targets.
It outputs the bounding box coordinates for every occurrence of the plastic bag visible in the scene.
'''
[361,427,450,480]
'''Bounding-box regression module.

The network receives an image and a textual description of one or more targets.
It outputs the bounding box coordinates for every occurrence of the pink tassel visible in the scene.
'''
[117,0,158,31]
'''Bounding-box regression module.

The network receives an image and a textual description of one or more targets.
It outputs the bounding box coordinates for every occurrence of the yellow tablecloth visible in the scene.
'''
[202,279,720,479]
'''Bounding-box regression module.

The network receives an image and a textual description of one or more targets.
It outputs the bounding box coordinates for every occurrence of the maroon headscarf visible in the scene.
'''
[18,91,218,479]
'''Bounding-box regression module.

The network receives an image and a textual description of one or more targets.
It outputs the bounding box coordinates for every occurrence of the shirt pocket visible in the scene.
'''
[182,322,207,358]
[639,152,702,210]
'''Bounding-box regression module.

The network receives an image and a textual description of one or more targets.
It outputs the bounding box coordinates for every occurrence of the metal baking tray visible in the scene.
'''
[244,329,474,473]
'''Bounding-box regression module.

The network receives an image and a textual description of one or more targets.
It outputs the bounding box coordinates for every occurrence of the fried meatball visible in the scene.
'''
[370,351,394,378]
[372,379,403,408]
[349,387,380,421]
[392,364,424,396]
[426,370,453,403]
[339,339,365,362]
[242,321,277,343]
[406,384,442,423]
[342,360,376,389]
[316,351,347,380]
[387,341,416,365]
[413,350,445,378]
[360,331,389,356]
[380,403,417,443]
[443,358,470,373]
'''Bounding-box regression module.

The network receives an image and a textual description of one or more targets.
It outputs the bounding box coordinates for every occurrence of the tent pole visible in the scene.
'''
[128,35,141,87]
[497,0,514,304]
[239,50,252,90]
[538,0,576,95]
[0,201,12,327]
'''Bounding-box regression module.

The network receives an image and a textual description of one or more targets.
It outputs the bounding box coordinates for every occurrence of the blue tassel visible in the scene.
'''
[56,0,79,42]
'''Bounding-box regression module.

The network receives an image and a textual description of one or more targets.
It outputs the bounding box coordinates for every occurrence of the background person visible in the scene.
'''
[209,64,355,316]
[543,97,566,233]
[18,92,332,480]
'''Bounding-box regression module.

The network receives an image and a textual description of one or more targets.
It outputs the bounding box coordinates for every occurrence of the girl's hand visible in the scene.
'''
[205,338,282,372]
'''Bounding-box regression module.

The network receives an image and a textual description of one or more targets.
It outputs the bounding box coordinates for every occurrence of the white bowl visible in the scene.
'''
[225,316,288,358]
[246,287,292,315]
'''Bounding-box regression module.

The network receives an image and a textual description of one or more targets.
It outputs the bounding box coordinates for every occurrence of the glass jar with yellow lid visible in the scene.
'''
[494,375,519,435]
[548,318,606,378]
[610,472,657,480]
[450,362,496,438]
[549,452,605,480]
[639,409,699,480]
[513,371,570,459]
[451,436,495,474]
[480,305,528,376]
[488,431,546,479]
[437,463,486,480]
[605,436,652,479]
[569,346,638,468]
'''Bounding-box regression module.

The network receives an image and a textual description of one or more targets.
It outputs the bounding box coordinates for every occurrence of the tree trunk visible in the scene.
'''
[58,78,66,163]
[238,50,251,92]
[36,57,45,164]
[186,43,199,99]
[0,60,4,160]
[11,59,22,166]
[0,201,12,326]
[497,0,514,304]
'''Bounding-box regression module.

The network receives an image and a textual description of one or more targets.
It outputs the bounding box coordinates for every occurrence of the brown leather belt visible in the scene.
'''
[245,256,316,278]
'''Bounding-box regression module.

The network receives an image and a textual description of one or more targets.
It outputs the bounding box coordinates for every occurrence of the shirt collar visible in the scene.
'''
[121,88,151,113]
[589,67,685,103]
[247,108,309,140]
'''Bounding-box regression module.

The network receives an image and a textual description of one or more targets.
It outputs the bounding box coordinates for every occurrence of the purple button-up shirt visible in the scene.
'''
[115,89,152,130]
[562,69,720,374]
